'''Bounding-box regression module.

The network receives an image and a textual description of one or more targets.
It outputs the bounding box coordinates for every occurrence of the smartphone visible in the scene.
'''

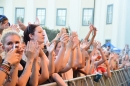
[13,44,19,50]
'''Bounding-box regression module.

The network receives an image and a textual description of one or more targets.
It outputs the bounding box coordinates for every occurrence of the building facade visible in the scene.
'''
[0,0,130,49]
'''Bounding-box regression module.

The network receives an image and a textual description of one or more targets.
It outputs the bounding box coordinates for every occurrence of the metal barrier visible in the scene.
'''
[39,68,130,86]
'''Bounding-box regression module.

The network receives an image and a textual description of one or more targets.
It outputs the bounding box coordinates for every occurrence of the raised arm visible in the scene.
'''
[103,60,111,78]
[29,41,41,86]
[85,26,97,50]
[18,20,27,31]
[78,50,91,75]
[17,41,35,86]
[59,36,76,73]
[60,36,73,69]
[47,42,56,75]
[38,49,49,84]
[84,25,93,41]
[54,33,69,72]
[96,42,107,66]
[0,48,21,86]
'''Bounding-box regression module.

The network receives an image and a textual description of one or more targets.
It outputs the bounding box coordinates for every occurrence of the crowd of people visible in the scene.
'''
[0,15,130,86]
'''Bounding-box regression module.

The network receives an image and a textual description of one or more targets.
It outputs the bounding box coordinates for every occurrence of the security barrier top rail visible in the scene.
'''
[39,68,130,86]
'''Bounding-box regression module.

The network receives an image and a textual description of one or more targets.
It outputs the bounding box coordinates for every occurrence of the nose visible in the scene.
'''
[43,32,45,36]
[43,30,47,36]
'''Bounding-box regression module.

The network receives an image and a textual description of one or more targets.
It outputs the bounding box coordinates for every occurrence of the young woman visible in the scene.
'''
[23,24,67,85]
[0,44,23,85]
[1,30,37,86]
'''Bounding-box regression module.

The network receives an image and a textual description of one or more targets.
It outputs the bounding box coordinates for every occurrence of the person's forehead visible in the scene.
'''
[36,26,42,30]
[3,20,8,23]
[5,35,20,41]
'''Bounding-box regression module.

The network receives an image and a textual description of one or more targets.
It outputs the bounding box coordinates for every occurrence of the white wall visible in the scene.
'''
[94,0,107,43]
[125,0,130,47]
[46,0,55,29]
[69,0,81,35]
[0,0,129,48]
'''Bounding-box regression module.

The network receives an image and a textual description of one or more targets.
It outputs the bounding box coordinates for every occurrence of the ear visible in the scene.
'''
[29,34,34,40]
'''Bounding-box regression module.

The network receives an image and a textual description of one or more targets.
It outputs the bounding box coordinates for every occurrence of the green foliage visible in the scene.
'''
[42,27,60,42]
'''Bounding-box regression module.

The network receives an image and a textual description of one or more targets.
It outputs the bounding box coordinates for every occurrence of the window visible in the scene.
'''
[0,7,4,15]
[105,39,111,43]
[106,4,113,24]
[82,8,94,26]
[15,8,25,23]
[36,8,46,26]
[56,9,67,26]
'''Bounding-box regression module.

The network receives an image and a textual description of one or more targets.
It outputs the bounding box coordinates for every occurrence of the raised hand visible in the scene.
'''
[4,48,22,65]
[70,31,78,37]
[92,40,98,49]
[34,17,40,25]
[80,40,89,50]
[72,36,80,49]
[97,41,101,50]
[10,24,20,32]
[89,25,94,31]
[33,41,40,59]
[25,41,36,61]
[17,20,27,31]
[16,44,24,56]
[66,36,74,50]
[93,27,97,36]
[89,25,97,36]
[60,28,66,35]
[54,33,61,41]
[60,33,69,47]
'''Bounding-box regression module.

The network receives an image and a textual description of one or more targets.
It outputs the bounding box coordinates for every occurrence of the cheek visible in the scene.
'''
[33,35,38,41]
[4,45,12,51]
[34,34,40,40]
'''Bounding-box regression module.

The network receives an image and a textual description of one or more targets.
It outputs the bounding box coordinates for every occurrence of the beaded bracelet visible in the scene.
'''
[0,62,11,82]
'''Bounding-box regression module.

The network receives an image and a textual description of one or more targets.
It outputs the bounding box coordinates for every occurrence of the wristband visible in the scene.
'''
[0,63,11,82]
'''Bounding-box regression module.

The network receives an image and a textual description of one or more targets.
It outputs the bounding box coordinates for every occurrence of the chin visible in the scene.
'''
[39,41,44,44]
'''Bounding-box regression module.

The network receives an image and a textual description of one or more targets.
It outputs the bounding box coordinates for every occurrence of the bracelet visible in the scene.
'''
[1,63,11,71]
[3,61,11,67]
[0,64,11,82]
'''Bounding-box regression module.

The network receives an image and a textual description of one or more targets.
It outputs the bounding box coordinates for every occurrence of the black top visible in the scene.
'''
[2,59,30,86]
[19,59,31,86]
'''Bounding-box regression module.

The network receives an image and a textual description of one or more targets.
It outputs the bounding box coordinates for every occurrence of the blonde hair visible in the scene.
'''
[1,30,22,44]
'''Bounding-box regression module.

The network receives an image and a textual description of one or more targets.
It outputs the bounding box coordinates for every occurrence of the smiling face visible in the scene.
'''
[3,34,21,52]
[30,26,45,44]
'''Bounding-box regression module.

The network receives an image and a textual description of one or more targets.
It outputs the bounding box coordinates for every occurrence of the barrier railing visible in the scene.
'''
[39,68,130,86]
